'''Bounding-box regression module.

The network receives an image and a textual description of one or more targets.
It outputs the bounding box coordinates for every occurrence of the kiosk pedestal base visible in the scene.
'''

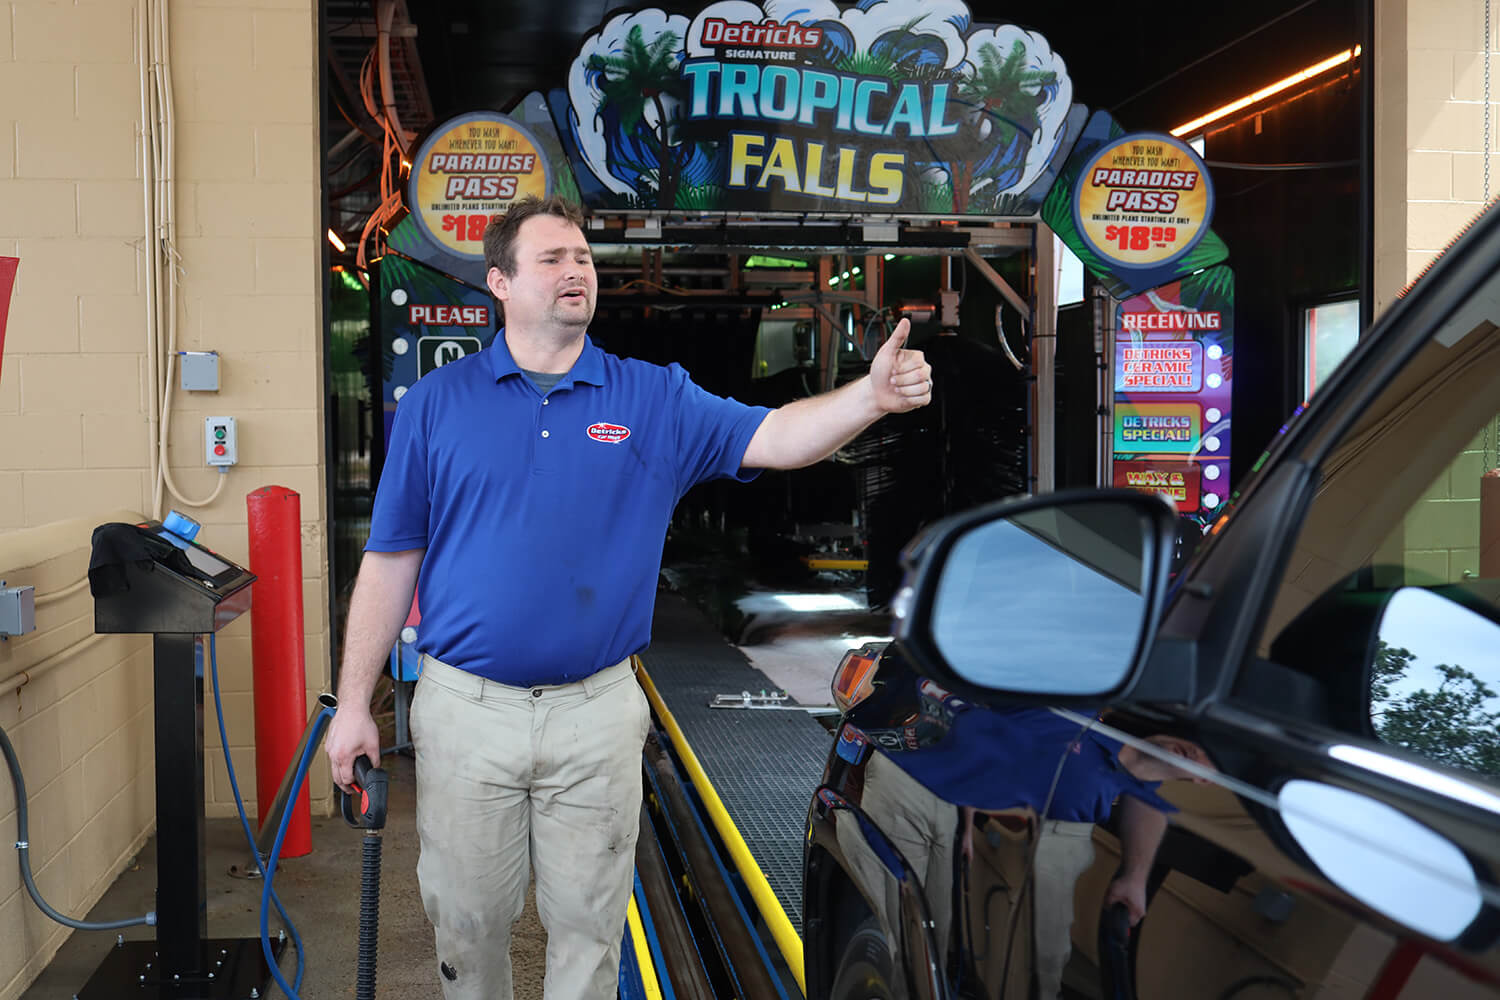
[77,937,285,1000]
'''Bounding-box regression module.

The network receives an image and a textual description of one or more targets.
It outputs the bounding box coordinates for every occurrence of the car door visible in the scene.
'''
[818,209,1500,1000]
[1115,208,1500,999]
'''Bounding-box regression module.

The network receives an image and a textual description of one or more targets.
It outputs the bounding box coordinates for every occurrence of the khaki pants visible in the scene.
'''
[1032,820,1097,1000]
[410,653,649,1000]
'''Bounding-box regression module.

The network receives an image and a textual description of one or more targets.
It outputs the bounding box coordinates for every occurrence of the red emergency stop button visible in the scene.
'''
[214,444,227,457]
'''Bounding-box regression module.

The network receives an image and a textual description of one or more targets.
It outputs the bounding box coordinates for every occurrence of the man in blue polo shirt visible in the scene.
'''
[326,195,933,1000]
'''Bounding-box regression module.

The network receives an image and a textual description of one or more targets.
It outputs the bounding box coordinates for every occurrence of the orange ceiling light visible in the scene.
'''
[1171,45,1361,138]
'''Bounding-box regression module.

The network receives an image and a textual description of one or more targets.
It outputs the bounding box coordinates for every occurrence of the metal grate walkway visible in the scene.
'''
[640,591,833,933]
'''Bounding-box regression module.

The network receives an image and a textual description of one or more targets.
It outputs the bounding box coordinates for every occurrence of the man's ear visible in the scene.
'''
[486,266,509,302]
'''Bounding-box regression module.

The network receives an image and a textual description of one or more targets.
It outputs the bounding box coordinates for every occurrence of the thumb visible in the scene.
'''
[880,318,910,360]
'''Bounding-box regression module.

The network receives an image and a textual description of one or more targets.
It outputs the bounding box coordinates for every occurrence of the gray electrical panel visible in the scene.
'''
[180,351,220,391]
[0,583,34,636]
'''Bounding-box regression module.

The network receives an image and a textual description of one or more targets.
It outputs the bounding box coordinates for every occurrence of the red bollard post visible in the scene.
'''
[247,486,311,858]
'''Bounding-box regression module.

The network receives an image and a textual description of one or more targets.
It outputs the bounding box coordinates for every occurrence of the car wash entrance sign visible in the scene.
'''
[547,2,1080,216]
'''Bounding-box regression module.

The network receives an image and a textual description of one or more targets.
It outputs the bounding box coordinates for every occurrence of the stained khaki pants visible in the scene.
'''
[410,653,650,1000]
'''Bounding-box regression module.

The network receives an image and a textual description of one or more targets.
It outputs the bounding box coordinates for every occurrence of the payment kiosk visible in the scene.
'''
[84,518,281,998]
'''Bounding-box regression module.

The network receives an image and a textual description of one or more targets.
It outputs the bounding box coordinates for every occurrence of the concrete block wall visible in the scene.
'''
[0,513,153,1000]
[1374,0,1500,577]
[0,2,325,995]
[1377,0,1500,311]
[1405,425,1500,583]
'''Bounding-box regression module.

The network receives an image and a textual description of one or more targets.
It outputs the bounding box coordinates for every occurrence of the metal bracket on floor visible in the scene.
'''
[710,691,839,715]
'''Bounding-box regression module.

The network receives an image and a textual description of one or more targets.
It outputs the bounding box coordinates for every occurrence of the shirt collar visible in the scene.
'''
[487,329,606,388]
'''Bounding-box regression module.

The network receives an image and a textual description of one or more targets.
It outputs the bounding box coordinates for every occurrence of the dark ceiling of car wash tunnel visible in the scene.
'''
[395,0,1362,136]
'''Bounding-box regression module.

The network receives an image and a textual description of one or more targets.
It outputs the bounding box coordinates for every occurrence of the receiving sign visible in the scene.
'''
[1111,268,1234,523]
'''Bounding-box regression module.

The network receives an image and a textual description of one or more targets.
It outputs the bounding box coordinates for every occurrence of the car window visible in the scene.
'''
[1246,294,1500,784]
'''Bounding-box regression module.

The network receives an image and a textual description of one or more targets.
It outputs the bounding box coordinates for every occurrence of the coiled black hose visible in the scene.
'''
[0,720,154,930]
[357,833,382,1000]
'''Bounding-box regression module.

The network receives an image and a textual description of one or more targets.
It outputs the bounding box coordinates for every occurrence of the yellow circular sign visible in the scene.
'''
[408,113,550,260]
[1073,134,1212,270]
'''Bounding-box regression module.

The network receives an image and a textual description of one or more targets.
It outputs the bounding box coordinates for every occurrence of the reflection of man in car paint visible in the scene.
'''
[855,695,1212,999]
[1028,724,1212,1000]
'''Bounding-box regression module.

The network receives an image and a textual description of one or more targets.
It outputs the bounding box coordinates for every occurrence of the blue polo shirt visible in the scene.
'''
[366,333,771,685]
[878,707,1173,820]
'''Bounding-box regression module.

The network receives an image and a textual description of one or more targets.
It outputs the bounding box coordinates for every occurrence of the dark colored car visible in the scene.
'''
[803,207,1500,1000]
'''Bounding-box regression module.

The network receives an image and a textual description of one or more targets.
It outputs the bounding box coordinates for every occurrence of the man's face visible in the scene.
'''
[489,214,597,334]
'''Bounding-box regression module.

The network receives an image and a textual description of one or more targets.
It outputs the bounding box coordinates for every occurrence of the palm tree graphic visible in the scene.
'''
[947,40,1058,211]
[587,25,689,209]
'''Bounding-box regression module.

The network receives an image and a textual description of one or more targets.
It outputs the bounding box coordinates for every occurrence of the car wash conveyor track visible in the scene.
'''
[620,592,833,999]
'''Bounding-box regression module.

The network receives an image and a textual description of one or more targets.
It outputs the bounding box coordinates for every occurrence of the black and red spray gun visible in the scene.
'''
[340,755,389,1000]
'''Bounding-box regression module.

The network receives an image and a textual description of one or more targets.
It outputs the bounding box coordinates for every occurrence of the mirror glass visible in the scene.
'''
[1372,586,1500,780]
[1279,779,1483,940]
[929,500,1149,695]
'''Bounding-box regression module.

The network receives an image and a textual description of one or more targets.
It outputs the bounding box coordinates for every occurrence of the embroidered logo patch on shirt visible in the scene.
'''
[586,422,631,443]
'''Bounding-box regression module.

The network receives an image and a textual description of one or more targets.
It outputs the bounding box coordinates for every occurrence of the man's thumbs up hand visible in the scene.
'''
[869,318,933,414]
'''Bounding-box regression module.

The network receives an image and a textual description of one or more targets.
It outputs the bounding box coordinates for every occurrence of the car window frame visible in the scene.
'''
[1162,202,1500,715]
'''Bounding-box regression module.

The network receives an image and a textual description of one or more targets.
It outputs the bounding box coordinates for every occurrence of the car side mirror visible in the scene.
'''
[890,489,1178,704]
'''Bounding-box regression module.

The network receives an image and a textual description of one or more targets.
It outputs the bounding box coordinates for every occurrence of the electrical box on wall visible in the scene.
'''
[181,351,220,391]
[205,416,237,466]
[0,583,35,637]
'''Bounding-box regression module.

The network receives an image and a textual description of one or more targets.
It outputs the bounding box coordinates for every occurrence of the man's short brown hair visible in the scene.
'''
[483,195,587,277]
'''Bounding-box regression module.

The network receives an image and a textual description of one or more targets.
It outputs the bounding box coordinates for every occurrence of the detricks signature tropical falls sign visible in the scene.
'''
[546,1,1082,216]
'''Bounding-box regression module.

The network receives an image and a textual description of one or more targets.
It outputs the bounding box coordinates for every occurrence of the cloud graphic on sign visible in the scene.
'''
[760,0,969,68]
[956,25,1071,197]
[568,8,694,197]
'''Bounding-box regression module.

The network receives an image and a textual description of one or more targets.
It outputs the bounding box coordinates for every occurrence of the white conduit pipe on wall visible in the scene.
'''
[0,635,113,700]
[141,0,226,516]
[138,0,162,518]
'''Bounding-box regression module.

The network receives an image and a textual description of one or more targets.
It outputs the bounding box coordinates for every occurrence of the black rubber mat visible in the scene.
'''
[640,590,834,933]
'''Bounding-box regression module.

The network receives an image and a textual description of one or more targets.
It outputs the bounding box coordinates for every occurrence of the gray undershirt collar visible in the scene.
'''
[519,367,566,395]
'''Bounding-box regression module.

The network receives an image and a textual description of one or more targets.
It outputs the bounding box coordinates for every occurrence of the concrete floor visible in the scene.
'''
[18,751,550,1000]
[732,590,891,707]
[19,585,886,1000]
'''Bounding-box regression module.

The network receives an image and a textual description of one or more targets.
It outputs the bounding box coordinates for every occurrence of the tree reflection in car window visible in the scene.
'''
[1371,587,1500,778]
